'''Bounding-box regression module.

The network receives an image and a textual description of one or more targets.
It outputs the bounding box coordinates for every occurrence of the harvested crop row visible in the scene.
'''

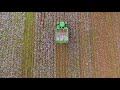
[90,12,120,78]
[56,12,69,78]
[79,12,93,78]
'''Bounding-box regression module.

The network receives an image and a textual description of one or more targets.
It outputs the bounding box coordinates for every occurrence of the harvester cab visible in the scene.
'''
[55,21,68,43]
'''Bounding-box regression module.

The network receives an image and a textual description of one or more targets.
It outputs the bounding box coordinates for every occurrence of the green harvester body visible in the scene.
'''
[55,21,68,43]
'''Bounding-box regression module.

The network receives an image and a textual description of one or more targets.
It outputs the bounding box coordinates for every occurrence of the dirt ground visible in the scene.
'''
[0,12,120,78]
